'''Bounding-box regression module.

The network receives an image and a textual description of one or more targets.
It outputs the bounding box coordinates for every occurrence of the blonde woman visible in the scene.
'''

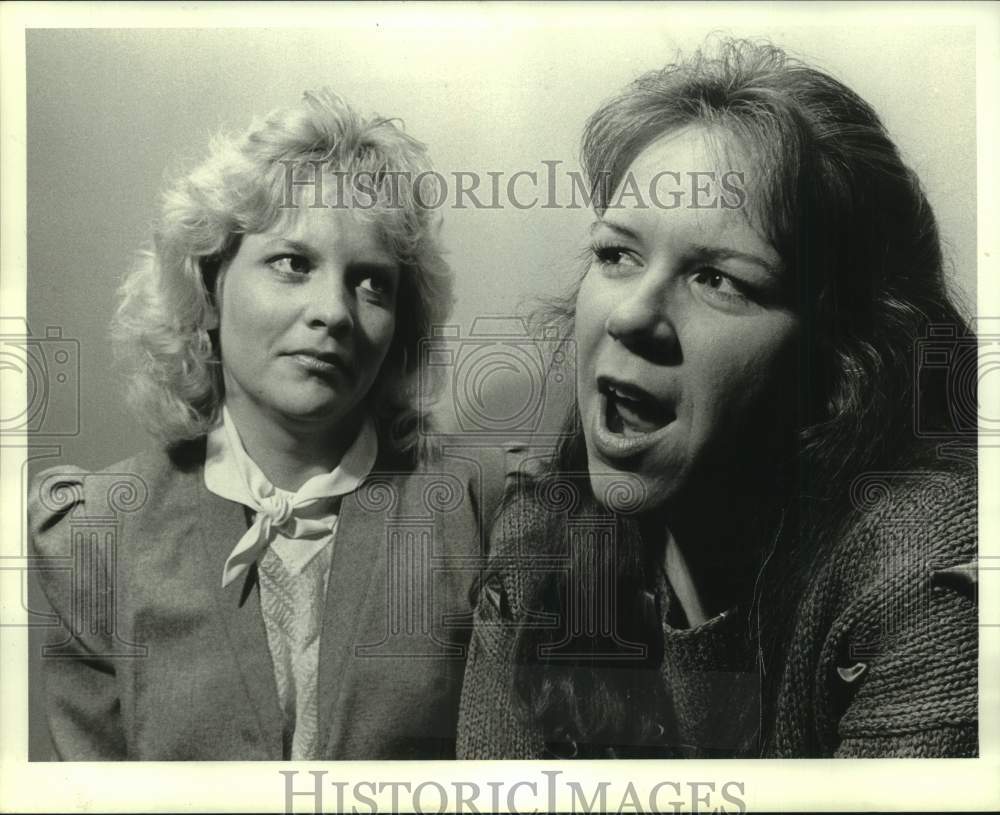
[30,90,484,760]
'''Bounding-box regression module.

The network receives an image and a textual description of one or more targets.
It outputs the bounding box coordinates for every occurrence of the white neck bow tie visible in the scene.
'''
[210,409,378,587]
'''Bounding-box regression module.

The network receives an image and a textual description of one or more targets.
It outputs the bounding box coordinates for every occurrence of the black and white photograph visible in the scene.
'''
[1,1,997,812]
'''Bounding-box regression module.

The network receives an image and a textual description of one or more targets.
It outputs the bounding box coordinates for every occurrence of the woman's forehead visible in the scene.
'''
[255,200,398,262]
[614,127,779,264]
[628,125,756,190]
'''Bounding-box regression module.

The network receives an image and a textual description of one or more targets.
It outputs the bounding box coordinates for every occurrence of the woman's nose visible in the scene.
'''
[605,277,679,362]
[304,269,354,333]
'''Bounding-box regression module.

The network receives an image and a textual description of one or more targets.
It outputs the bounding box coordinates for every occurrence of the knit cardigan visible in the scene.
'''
[456,463,977,758]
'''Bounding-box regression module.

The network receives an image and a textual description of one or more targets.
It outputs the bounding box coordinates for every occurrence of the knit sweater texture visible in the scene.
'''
[456,462,977,758]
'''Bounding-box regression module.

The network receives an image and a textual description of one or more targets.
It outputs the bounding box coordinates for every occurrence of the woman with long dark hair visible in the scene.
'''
[457,38,977,758]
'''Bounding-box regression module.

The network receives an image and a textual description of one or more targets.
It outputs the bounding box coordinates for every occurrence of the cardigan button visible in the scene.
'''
[836,662,868,683]
[544,739,579,759]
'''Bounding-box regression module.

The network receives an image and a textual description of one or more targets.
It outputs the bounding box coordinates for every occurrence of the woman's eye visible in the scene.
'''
[356,272,397,302]
[268,255,311,276]
[591,243,639,268]
[358,276,387,295]
[692,268,750,303]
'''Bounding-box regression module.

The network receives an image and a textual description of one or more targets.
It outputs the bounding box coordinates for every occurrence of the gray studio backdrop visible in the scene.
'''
[24,22,976,758]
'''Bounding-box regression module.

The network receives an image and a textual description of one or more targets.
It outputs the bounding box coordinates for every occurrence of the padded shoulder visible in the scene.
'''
[28,444,203,559]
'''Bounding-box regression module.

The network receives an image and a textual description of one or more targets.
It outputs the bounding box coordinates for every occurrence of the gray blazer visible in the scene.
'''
[29,439,493,760]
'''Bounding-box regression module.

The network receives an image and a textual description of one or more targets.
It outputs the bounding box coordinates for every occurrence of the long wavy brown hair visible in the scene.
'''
[485,38,975,757]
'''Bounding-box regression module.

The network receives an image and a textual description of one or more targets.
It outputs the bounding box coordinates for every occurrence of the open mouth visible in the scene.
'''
[600,378,675,438]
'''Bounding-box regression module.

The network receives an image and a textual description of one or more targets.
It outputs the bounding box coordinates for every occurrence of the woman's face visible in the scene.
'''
[575,127,800,513]
[215,202,399,441]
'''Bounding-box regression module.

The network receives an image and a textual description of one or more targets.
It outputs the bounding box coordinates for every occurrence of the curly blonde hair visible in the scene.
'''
[113,89,453,455]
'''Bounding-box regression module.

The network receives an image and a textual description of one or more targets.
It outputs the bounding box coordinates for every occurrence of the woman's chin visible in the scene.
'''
[265,400,357,435]
[587,470,656,515]
[584,444,687,516]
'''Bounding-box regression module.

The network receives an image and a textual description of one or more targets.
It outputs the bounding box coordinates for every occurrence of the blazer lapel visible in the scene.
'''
[316,487,386,753]
[197,480,285,759]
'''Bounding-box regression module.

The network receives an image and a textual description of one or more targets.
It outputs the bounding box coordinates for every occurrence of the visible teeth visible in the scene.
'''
[610,385,640,403]
[602,382,673,437]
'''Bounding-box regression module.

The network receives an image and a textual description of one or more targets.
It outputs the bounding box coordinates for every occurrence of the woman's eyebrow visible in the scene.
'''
[349,258,400,276]
[258,237,316,256]
[257,237,397,269]
[690,245,781,277]
[590,218,640,241]
[592,220,780,276]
